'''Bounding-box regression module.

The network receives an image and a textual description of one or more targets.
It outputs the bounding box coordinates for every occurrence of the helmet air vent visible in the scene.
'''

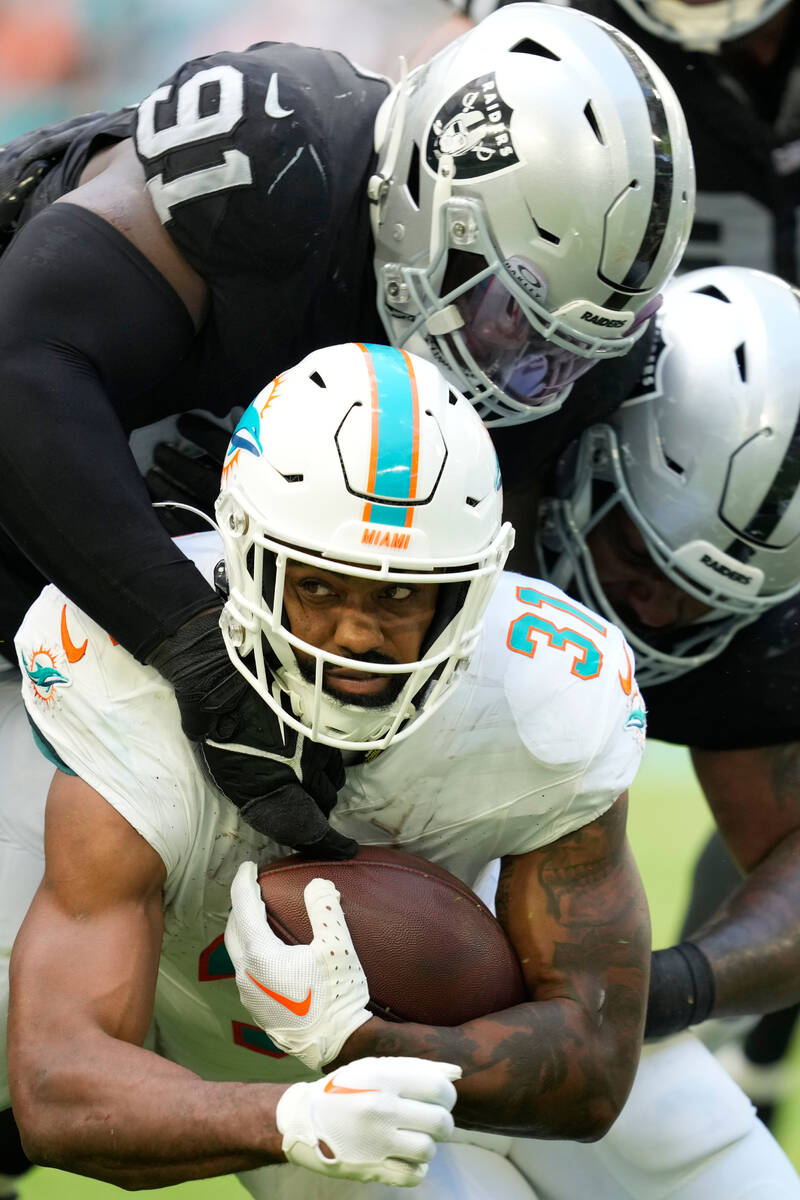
[735,343,747,382]
[405,141,421,210]
[524,201,561,245]
[696,285,730,303]
[583,101,605,145]
[510,38,560,60]
[536,221,561,245]
[657,432,685,478]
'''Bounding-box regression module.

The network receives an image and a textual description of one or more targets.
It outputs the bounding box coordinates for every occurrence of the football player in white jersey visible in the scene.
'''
[4,341,653,1198]
[6,343,800,1195]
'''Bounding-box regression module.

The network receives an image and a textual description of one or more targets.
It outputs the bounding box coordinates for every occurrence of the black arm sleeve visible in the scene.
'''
[0,202,216,660]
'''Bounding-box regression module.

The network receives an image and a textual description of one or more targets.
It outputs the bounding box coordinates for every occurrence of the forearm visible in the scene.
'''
[12,1034,287,1187]
[691,827,800,1017]
[357,804,650,1139]
[341,995,636,1141]
[0,203,213,659]
[10,806,287,1190]
[0,367,214,658]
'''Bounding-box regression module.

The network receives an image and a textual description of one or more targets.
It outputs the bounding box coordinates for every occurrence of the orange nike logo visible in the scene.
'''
[60,605,87,663]
[324,1076,378,1096]
[245,971,312,1016]
[618,644,633,696]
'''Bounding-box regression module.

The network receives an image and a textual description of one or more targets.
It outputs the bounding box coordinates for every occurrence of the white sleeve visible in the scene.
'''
[497,592,645,855]
[577,624,646,809]
[15,585,200,879]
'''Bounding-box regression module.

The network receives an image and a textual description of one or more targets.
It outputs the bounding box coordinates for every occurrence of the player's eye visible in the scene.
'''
[382,584,416,602]
[297,578,338,598]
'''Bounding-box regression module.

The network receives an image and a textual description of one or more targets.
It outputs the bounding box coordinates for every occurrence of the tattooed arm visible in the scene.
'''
[340,792,651,1140]
[684,742,800,1017]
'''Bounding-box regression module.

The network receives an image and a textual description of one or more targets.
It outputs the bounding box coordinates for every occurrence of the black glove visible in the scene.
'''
[145,412,232,536]
[147,606,356,859]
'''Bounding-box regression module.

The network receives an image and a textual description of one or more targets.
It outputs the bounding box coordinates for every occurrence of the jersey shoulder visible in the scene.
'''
[476,570,645,784]
[14,534,225,872]
[336,571,644,873]
[133,42,389,277]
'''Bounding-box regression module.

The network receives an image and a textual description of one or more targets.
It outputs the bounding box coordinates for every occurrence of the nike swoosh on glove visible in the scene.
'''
[147,606,355,859]
[276,1057,461,1187]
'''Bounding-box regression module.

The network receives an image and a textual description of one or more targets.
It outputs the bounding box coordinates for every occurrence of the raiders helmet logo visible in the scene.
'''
[426,74,519,180]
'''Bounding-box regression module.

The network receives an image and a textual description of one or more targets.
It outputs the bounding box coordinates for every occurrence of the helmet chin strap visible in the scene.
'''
[151,501,221,536]
[427,153,456,269]
[368,56,410,229]
[279,657,418,746]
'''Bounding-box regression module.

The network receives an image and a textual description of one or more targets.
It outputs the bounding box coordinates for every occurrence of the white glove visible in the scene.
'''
[276,1056,462,1187]
[225,860,372,1070]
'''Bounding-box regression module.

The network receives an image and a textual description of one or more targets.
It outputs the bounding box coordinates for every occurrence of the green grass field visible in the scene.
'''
[16,739,800,1197]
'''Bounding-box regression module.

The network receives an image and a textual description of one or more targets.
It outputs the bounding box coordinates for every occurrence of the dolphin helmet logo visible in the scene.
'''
[222,404,265,482]
[227,405,264,462]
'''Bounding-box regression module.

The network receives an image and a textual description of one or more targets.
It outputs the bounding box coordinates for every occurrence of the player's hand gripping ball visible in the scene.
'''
[225,861,371,1071]
[258,846,527,1026]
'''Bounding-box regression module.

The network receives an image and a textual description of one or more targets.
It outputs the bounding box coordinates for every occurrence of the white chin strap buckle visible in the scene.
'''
[426,305,464,336]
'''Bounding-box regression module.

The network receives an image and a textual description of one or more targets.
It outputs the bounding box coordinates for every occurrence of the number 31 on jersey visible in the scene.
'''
[507,585,607,681]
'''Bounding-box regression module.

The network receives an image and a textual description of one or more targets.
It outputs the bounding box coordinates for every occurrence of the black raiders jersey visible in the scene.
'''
[459,0,800,283]
[642,595,800,750]
[132,42,389,404]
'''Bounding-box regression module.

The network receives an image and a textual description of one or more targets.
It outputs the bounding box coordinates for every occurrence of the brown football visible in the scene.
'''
[258,845,526,1026]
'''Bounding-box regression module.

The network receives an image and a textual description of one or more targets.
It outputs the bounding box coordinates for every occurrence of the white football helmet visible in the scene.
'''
[370,2,695,426]
[538,266,800,684]
[217,342,513,750]
[612,0,792,52]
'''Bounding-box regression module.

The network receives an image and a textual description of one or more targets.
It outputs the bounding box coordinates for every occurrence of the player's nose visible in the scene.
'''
[624,577,683,628]
[332,606,385,655]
